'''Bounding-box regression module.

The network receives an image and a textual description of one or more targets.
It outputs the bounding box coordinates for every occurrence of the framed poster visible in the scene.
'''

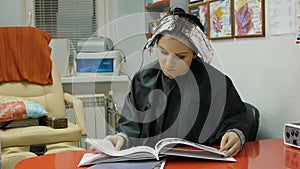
[233,0,265,37]
[189,0,204,4]
[209,0,234,40]
[188,2,209,36]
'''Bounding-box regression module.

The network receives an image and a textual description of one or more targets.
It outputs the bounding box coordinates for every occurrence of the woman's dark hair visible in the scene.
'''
[167,7,205,32]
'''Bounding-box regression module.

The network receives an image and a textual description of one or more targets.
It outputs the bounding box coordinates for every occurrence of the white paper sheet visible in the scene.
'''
[269,0,296,35]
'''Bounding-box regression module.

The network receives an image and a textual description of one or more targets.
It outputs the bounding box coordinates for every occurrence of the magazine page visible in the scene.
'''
[161,148,236,162]
[85,138,158,158]
[86,159,164,169]
[78,152,159,167]
[155,138,227,156]
[78,153,108,167]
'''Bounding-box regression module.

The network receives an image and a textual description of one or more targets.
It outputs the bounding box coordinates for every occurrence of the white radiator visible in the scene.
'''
[75,94,107,139]
[66,93,122,149]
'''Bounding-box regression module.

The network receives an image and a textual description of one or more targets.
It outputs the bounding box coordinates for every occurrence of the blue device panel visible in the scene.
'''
[76,58,114,73]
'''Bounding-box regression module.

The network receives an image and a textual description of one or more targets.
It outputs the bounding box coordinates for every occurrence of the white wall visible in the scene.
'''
[1,0,299,140]
[211,4,300,139]
[0,0,23,26]
[213,35,300,140]
[104,0,153,79]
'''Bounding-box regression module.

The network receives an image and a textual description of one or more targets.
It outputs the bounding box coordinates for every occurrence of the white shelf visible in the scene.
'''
[61,75,129,83]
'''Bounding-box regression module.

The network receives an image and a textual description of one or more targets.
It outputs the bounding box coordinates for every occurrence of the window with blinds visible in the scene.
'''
[34,0,97,48]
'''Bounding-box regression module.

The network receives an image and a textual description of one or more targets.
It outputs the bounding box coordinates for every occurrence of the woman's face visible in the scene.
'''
[157,35,195,79]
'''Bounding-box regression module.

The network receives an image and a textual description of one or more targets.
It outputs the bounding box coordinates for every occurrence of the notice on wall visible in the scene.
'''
[297,0,300,16]
[296,26,300,44]
[269,0,296,35]
[296,0,300,45]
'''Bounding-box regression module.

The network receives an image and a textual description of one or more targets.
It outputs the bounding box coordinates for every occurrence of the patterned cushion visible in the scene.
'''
[0,100,47,122]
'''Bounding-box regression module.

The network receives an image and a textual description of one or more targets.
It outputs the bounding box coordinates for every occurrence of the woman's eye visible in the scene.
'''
[177,55,185,59]
[160,50,169,55]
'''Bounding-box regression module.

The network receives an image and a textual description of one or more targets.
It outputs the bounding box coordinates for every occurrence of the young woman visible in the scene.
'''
[104,7,249,157]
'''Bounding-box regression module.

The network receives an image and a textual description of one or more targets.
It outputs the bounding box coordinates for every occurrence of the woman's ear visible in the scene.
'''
[193,54,197,58]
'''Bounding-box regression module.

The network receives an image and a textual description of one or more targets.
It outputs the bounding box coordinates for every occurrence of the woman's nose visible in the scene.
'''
[164,54,175,68]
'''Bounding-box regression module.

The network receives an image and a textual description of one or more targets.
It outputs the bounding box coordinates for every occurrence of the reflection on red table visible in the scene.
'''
[15,151,88,169]
[15,138,300,169]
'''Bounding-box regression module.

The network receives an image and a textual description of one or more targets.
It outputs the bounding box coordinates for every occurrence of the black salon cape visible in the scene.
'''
[116,57,249,147]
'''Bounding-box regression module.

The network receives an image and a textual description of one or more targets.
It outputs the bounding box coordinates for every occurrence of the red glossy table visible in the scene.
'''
[15,138,300,169]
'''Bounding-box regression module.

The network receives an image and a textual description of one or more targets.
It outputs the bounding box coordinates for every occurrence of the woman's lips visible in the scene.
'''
[163,67,175,72]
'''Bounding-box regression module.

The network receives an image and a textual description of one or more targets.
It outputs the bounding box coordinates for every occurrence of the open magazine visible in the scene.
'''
[78,137,236,167]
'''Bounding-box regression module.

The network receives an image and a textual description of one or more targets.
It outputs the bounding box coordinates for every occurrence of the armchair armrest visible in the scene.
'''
[64,93,87,136]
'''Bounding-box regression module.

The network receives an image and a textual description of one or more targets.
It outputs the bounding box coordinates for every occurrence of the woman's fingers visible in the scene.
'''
[220,132,241,157]
[105,135,125,150]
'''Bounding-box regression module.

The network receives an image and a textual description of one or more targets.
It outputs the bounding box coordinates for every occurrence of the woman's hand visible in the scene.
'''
[104,134,125,151]
[220,132,241,157]
[88,134,125,153]
[88,146,99,153]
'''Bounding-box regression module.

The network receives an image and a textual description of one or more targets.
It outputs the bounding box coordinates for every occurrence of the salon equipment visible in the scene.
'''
[284,123,300,149]
[75,50,121,76]
[76,37,114,53]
